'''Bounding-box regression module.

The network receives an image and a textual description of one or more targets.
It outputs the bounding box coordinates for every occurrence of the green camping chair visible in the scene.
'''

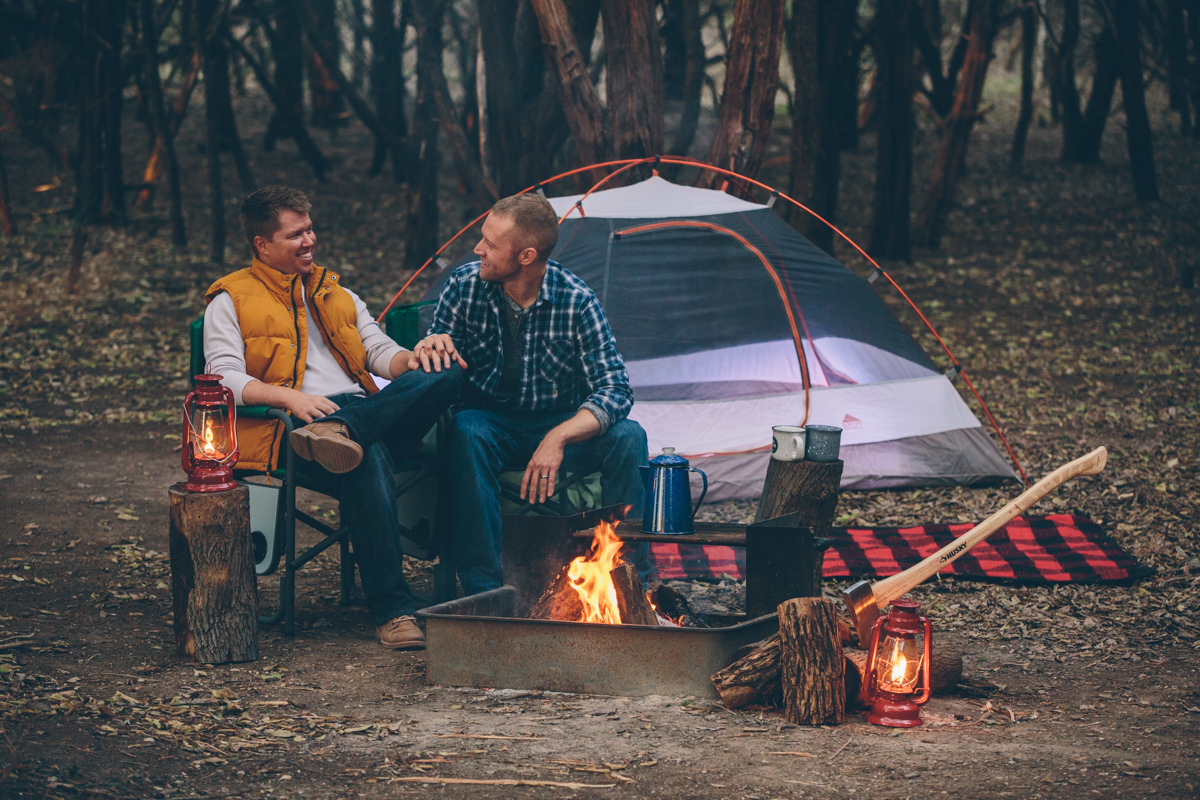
[189,303,443,635]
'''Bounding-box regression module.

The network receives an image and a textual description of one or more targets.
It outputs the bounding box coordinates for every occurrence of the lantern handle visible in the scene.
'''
[862,615,887,703]
[915,616,933,705]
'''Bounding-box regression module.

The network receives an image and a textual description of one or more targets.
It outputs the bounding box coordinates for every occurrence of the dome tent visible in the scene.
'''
[417,175,1019,501]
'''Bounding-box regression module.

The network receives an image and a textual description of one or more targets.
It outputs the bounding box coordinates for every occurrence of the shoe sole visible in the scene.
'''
[311,436,363,474]
[378,638,426,651]
[288,428,317,461]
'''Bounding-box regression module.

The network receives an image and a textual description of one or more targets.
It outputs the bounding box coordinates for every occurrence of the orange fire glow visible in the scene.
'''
[566,520,626,624]
[890,654,907,685]
[202,419,217,457]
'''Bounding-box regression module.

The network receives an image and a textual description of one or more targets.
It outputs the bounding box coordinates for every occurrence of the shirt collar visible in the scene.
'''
[485,260,563,308]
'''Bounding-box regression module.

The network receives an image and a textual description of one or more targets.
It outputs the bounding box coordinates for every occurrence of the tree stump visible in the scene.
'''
[169,483,258,664]
[755,459,843,594]
[610,564,658,626]
[778,598,845,725]
[711,633,782,709]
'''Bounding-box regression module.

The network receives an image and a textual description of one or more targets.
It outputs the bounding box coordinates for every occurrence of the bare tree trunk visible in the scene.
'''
[1166,0,1193,136]
[1058,0,1085,162]
[99,0,126,224]
[601,0,664,166]
[833,0,860,151]
[697,0,785,188]
[199,3,256,195]
[914,0,998,248]
[405,0,442,271]
[1111,0,1159,202]
[140,0,187,246]
[0,139,14,237]
[531,0,611,179]
[308,0,348,131]
[349,0,369,90]
[1010,2,1035,170]
[1188,0,1200,140]
[667,0,705,160]
[869,0,915,261]
[263,0,330,179]
[1074,25,1119,164]
[476,0,526,194]
[370,0,409,180]
[197,0,227,263]
[786,0,819,244]
[77,0,106,223]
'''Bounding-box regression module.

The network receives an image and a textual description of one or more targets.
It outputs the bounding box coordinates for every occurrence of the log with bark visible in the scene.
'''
[526,563,586,621]
[610,563,658,626]
[169,483,258,664]
[712,630,965,710]
[778,598,844,724]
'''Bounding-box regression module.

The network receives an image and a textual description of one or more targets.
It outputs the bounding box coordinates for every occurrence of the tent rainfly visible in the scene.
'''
[420,176,1018,501]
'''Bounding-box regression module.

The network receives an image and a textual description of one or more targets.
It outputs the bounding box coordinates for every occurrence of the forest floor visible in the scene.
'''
[1,69,1199,798]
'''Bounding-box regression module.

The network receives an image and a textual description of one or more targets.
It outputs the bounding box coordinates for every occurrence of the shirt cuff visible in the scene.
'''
[218,371,257,407]
[581,402,612,436]
[368,343,408,379]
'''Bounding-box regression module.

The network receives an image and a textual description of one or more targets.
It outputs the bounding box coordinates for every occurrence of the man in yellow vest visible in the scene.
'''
[204,186,463,650]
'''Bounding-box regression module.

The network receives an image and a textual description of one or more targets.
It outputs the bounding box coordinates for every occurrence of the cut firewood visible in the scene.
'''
[843,645,964,707]
[779,598,845,725]
[526,563,585,622]
[610,564,658,626]
[711,633,781,710]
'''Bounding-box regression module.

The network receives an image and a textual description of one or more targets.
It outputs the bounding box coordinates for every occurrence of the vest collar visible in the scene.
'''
[249,257,342,300]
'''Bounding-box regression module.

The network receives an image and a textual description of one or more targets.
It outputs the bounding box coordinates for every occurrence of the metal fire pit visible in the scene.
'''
[417,506,828,699]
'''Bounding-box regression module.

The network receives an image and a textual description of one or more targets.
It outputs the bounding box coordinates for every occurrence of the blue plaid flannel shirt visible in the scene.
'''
[428,260,633,429]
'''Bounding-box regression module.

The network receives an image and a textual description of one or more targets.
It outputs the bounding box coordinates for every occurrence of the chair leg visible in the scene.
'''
[339,530,353,606]
[283,427,297,637]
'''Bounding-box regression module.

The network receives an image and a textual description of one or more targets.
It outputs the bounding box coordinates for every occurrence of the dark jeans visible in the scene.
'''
[290,364,463,625]
[446,405,650,596]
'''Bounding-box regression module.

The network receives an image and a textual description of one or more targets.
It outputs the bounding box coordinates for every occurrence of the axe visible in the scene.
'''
[841,446,1108,646]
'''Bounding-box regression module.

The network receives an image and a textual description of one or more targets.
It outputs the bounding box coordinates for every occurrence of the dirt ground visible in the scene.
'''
[1,53,1199,798]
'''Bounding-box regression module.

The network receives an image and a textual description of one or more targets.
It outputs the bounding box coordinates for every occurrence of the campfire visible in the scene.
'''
[526,520,665,627]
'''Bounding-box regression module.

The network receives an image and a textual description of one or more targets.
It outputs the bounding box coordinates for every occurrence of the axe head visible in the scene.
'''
[841,580,881,647]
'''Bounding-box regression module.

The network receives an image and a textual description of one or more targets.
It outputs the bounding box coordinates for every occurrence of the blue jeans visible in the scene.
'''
[291,365,463,625]
[446,405,650,596]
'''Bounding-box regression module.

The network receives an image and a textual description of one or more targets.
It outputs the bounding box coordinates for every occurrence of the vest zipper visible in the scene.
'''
[290,277,302,389]
[308,271,365,389]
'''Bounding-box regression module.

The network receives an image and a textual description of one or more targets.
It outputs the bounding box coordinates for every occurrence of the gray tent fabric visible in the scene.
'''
[420,177,1019,497]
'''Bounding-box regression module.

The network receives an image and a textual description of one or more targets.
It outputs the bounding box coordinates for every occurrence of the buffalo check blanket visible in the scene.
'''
[649,514,1152,585]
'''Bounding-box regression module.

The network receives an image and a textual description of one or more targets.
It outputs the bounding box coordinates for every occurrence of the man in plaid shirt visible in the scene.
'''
[411,194,649,595]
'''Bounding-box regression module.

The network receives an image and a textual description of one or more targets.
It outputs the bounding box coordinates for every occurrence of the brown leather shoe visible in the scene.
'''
[289,420,363,474]
[376,615,425,650]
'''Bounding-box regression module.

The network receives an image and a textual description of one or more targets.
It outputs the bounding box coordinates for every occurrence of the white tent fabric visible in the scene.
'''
[548,175,767,218]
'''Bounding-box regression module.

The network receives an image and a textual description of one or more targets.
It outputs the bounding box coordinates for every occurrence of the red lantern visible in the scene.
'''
[862,599,932,727]
[182,374,238,492]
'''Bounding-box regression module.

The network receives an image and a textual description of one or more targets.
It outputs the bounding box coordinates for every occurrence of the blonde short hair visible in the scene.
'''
[490,193,559,260]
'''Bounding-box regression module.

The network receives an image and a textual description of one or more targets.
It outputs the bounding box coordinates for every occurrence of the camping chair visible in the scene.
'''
[189,312,443,636]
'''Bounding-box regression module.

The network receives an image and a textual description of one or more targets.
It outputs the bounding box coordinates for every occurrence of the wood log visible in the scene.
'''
[843,645,964,707]
[711,633,781,709]
[778,598,844,725]
[169,483,258,664]
[610,564,658,626]
[526,563,585,622]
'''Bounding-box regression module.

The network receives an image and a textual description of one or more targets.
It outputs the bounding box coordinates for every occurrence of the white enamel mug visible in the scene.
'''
[771,425,806,462]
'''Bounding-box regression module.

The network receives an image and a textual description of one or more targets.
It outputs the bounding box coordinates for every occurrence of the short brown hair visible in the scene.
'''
[490,193,559,260]
[240,186,312,254]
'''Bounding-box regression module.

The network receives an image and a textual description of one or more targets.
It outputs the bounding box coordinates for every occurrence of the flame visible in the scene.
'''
[890,653,908,686]
[202,419,217,457]
[566,520,626,624]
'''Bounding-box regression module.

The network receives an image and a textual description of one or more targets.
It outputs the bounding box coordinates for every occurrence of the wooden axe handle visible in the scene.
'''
[869,446,1108,609]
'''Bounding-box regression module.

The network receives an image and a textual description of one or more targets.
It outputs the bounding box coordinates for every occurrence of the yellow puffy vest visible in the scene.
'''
[205,257,378,472]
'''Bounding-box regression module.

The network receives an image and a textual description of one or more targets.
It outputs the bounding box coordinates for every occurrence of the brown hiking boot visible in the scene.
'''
[376,615,425,650]
[289,420,363,474]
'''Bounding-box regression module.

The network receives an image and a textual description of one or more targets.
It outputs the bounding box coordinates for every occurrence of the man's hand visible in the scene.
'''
[286,391,340,423]
[521,431,566,504]
[408,334,468,373]
[241,381,339,423]
[520,409,604,503]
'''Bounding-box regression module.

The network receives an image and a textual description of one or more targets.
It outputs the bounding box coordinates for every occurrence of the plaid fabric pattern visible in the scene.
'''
[428,260,633,422]
[651,514,1152,585]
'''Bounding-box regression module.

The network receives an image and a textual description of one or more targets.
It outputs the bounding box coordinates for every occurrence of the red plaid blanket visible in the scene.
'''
[650,514,1151,585]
